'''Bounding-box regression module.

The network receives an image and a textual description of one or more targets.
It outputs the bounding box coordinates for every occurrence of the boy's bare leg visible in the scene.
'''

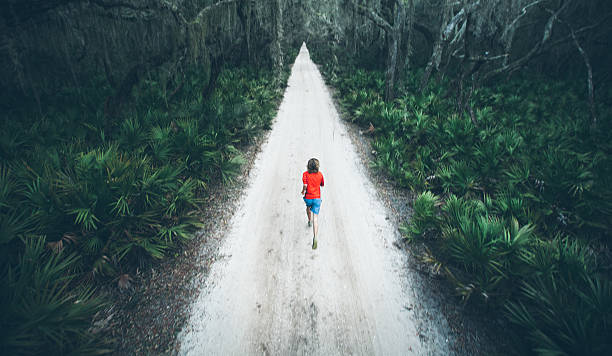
[311,213,319,249]
[306,207,312,222]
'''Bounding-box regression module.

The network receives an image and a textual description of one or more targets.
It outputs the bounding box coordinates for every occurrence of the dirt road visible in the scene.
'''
[177,44,451,355]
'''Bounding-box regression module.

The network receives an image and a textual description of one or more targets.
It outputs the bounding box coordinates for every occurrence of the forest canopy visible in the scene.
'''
[2,0,611,106]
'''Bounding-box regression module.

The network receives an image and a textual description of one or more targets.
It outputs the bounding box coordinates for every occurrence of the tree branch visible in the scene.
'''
[191,0,239,24]
[547,12,612,48]
[89,0,150,12]
[455,53,509,63]
[440,1,481,42]
[482,0,569,81]
[501,0,547,43]
[420,0,481,89]
[553,12,602,127]
[349,1,392,33]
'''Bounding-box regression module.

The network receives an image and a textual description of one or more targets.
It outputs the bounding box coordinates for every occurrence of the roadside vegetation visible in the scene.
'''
[311,48,612,355]
[0,64,287,354]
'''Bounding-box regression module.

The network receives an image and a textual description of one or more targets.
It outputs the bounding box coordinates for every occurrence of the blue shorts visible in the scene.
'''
[303,198,322,215]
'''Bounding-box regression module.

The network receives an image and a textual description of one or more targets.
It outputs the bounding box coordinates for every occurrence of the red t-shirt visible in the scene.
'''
[302,171,324,199]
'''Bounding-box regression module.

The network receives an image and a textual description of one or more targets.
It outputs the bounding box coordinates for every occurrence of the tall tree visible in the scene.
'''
[271,0,284,79]
[350,0,409,101]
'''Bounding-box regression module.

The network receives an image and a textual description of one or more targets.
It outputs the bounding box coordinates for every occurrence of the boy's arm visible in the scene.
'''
[321,174,325,187]
[301,172,307,195]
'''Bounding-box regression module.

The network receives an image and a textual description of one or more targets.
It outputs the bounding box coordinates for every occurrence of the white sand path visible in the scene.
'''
[177,44,451,356]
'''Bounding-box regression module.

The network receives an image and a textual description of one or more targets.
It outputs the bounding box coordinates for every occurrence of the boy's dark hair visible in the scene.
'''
[307,158,319,173]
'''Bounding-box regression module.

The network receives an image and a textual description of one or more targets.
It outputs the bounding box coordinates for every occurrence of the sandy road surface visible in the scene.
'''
[177,44,451,355]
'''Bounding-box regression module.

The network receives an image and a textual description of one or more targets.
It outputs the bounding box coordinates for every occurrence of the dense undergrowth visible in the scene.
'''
[311,49,612,355]
[0,63,286,354]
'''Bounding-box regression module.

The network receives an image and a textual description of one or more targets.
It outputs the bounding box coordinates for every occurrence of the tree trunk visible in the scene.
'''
[570,28,597,126]
[351,5,357,56]
[420,0,453,90]
[385,1,405,101]
[421,0,481,90]
[271,0,283,79]
[402,0,415,73]
[239,0,253,65]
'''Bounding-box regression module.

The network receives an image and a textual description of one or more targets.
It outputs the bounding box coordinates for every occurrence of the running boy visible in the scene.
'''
[301,158,324,249]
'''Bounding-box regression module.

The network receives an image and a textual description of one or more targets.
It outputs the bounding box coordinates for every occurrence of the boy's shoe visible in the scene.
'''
[312,237,317,250]
[308,221,312,227]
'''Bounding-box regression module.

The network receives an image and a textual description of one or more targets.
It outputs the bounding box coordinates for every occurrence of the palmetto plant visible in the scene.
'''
[118,117,148,152]
[504,162,531,188]
[23,167,70,239]
[497,129,523,157]
[218,147,247,185]
[247,81,278,131]
[38,140,202,272]
[0,165,32,245]
[445,213,504,275]
[474,137,506,192]
[494,189,529,224]
[0,62,282,354]
[406,191,441,239]
[437,160,480,197]
[148,125,172,164]
[497,219,534,277]
[354,98,386,126]
[323,53,612,355]
[441,114,476,157]
[172,119,216,179]
[377,106,404,134]
[0,126,28,161]
[0,237,108,355]
[371,134,407,181]
[506,239,611,355]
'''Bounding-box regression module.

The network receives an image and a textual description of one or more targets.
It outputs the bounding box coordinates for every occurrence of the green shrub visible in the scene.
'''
[506,238,612,356]
[354,98,386,126]
[0,237,108,355]
[406,191,441,239]
[315,52,612,354]
[0,62,285,353]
